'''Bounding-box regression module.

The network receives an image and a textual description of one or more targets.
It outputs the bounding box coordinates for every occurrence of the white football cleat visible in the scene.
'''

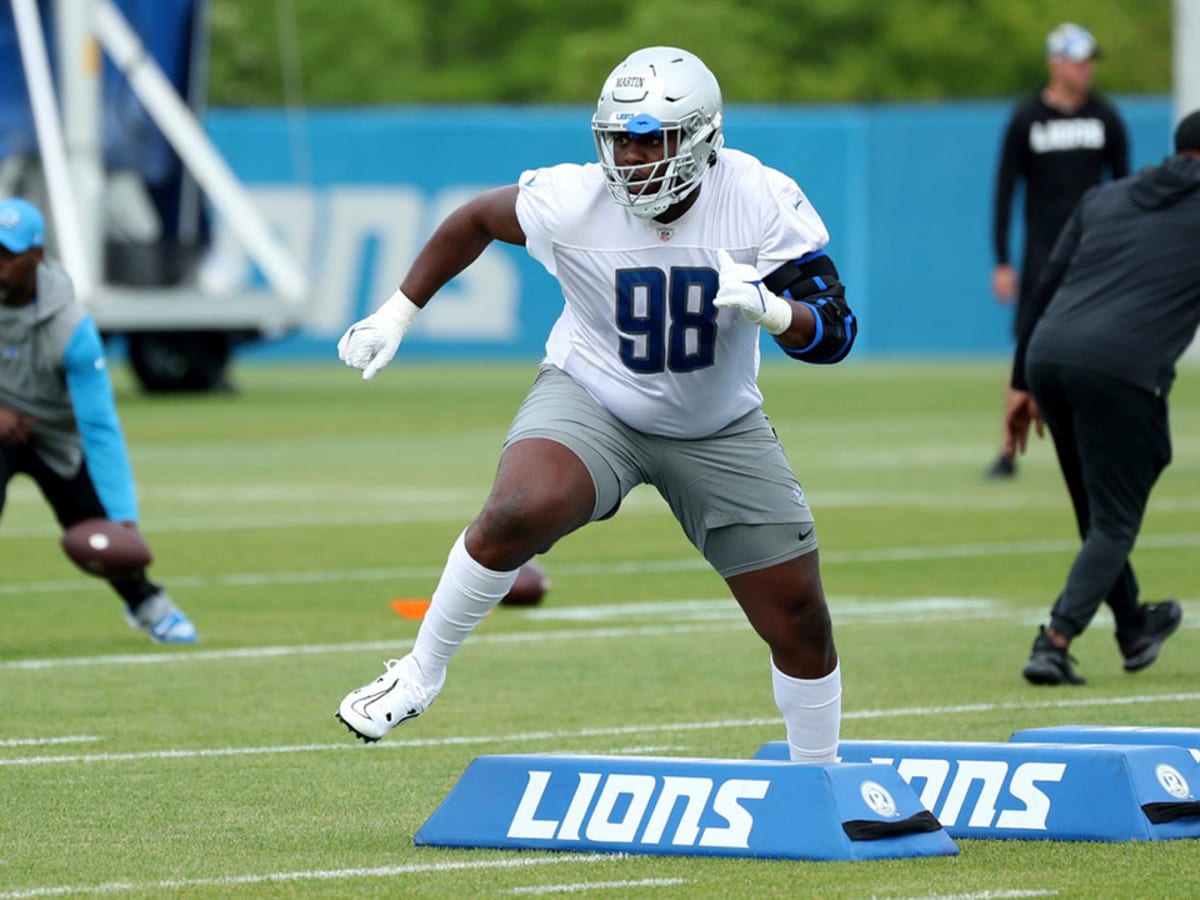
[124,591,198,644]
[335,655,446,742]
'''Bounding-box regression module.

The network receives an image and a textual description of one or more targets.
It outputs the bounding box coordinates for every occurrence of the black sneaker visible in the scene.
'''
[984,454,1016,480]
[1118,599,1182,673]
[1022,626,1086,685]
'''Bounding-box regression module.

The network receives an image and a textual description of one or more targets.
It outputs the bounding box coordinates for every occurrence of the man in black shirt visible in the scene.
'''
[1004,109,1200,686]
[987,23,1129,479]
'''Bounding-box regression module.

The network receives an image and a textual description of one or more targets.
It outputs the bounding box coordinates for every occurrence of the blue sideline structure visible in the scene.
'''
[415,754,958,861]
[754,739,1200,841]
[1009,725,1200,761]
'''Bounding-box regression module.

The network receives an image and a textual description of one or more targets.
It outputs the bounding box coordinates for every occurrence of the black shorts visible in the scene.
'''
[0,443,106,528]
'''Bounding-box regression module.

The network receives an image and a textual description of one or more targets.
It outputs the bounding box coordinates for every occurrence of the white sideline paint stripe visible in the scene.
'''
[0,609,1021,673]
[504,878,688,895]
[831,531,1200,563]
[3,490,1199,542]
[593,745,689,755]
[2,596,1192,672]
[0,735,100,747]
[8,531,1200,596]
[0,487,1113,541]
[520,596,996,621]
[5,483,483,506]
[8,597,1194,673]
[0,598,1011,671]
[887,891,1056,900]
[4,506,479,539]
[0,487,666,538]
[3,692,1197,768]
[8,479,1200,511]
[0,853,612,899]
[0,625,722,671]
[5,488,612,537]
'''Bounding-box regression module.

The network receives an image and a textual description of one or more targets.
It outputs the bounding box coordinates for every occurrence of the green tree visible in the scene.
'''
[207,0,1173,106]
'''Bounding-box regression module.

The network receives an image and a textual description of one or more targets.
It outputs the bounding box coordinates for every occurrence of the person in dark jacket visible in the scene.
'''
[986,23,1129,479]
[1005,109,1200,685]
[0,197,197,643]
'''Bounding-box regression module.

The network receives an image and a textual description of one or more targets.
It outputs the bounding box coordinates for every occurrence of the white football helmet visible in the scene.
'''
[592,47,724,219]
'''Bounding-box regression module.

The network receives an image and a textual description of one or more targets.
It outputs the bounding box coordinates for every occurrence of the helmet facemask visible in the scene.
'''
[592,47,724,220]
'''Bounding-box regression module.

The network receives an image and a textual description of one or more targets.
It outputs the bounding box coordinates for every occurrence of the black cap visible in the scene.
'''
[1175,109,1200,153]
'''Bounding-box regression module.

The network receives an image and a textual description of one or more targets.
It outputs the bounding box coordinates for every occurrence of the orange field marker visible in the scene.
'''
[390,599,432,620]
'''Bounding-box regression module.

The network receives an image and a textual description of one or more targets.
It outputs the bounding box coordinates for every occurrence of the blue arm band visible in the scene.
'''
[776,297,857,364]
[764,255,858,364]
[789,302,826,356]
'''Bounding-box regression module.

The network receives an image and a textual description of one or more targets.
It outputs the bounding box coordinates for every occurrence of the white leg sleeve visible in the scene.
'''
[771,659,841,764]
[411,529,520,677]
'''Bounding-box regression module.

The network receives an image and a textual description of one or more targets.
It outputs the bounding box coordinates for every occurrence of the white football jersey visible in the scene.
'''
[515,148,829,438]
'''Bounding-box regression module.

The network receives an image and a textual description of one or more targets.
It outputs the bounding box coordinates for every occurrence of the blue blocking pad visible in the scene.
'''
[1009,725,1200,761]
[415,754,958,860]
[754,739,1200,841]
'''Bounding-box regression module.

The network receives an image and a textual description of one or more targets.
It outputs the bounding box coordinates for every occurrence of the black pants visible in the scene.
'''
[0,443,159,608]
[1027,363,1171,643]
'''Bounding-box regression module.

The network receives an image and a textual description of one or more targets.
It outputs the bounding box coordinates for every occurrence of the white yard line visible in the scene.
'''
[0,506,478,539]
[0,853,614,899]
[3,692,1197,769]
[0,624,745,671]
[882,891,1057,900]
[2,595,1192,672]
[0,735,101,747]
[7,532,1200,596]
[7,475,1200,540]
[503,878,688,895]
[0,598,1016,671]
[519,596,999,621]
[6,593,1196,674]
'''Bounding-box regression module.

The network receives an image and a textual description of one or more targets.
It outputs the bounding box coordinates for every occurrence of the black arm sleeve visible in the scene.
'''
[1106,106,1131,179]
[993,111,1026,265]
[763,253,857,365]
[1010,201,1084,390]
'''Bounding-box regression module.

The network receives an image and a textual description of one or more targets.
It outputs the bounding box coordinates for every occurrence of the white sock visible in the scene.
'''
[411,529,520,677]
[771,659,841,764]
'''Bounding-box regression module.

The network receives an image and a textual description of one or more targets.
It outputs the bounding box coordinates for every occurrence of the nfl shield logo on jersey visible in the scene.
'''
[657,226,674,242]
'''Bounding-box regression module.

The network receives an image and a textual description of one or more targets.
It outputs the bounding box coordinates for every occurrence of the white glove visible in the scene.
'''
[336,289,421,380]
[712,249,793,335]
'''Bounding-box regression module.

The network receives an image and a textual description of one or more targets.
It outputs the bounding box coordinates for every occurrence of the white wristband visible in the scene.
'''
[377,289,422,333]
[757,291,793,336]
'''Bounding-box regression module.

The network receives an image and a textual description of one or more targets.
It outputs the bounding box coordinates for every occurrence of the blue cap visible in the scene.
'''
[0,198,46,253]
[1046,23,1101,62]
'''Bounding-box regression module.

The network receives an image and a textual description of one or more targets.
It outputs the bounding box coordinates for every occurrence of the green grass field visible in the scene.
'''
[2,358,1198,898]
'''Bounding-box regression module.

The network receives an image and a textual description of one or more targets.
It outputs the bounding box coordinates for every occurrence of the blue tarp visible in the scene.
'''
[0,0,196,185]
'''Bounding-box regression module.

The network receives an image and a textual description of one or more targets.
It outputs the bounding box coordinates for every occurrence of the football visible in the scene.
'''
[61,518,153,578]
[500,559,550,606]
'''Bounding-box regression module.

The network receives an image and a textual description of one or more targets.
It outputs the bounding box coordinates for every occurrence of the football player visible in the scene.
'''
[335,47,856,761]
[0,198,196,643]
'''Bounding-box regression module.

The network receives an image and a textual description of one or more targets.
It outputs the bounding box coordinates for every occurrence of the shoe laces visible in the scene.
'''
[1049,639,1080,668]
[380,657,440,703]
[1035,629,1079,667]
